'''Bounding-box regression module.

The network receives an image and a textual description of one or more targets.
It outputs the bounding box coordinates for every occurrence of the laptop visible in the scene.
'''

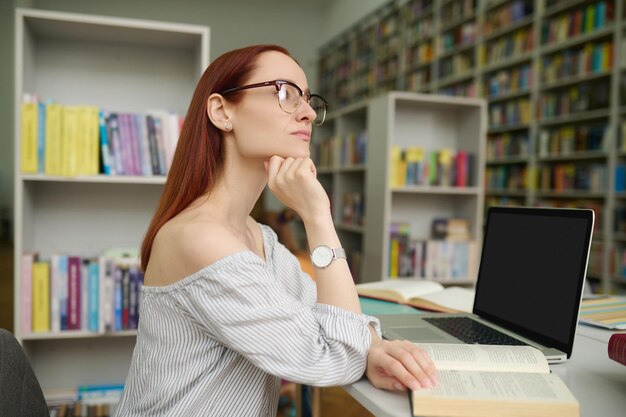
[379,206,595,363]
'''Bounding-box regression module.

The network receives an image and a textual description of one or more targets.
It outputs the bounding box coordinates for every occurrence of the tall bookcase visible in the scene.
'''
[318,0,626,295]
[312,92,486,284]
[13,8,209,393]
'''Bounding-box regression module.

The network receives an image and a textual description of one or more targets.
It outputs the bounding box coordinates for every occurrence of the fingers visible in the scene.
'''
[368,340,438,392]
[389,341,438,389]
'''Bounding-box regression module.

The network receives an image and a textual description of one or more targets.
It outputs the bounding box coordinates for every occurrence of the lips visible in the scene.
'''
[292,130,311,140]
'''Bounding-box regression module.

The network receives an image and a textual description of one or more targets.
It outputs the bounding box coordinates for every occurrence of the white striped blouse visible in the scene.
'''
[113,225,380,417]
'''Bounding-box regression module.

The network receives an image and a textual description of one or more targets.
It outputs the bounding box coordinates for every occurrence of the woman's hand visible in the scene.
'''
[366,338,439,391]
[264,156,330,222]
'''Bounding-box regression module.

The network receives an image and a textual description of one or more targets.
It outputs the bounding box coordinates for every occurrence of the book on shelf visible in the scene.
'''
[388,220,477,280]
[608,333,626,366]
[20,99,38,173]
[410,343,579,417]
[355,278,474,313]
[32,260,50,332]
[21,252,37,333]
[21,248,144,334]
[579,296,626,330]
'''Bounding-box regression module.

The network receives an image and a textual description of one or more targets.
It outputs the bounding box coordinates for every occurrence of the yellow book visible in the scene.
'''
[45,103,63,175]
[390,145,403,187]
[77,106,100,175]
[585,4,595,33]
[389,238,399,278]
[62,106,79,176]
[601,42,611,71]
[411,344,579,417]
[32,261,50,332]
[21,102,39,173]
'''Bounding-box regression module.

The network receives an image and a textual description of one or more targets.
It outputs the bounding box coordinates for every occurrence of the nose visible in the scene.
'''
[295,97,317,124]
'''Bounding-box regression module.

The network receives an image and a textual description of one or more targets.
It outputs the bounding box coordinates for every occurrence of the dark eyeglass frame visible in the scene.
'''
[220,79,328,125]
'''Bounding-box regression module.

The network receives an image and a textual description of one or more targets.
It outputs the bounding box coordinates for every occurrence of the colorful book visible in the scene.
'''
[99,110,111,175]
[579,297,626,329]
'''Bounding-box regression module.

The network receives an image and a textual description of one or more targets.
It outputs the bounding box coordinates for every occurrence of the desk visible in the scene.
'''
[343,325,626,417]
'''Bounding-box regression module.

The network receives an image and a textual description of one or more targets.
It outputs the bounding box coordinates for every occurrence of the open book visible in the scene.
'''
[355,278,474,313]
[411,344,579,417]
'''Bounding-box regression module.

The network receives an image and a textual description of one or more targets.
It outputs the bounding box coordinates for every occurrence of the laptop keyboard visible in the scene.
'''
[423,317,527,346]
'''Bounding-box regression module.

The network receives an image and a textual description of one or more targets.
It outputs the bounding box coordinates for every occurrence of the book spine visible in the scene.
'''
[114,266,123,331]
[608,333,626,366]
[128,266,140,329]
[145,115,161,175]
[21,253,34,334]
[99,110,111,175]
[121,266,130,329]
[44,103,63,175]
[21,101,39,173]
[81,259,89,331]
[67,256,81,330]
[37,101,46,173]
[57,255,68,330]
[88,260,99,332]
[32,261,50,332]
[108,113,124,175]
[62,106,79,176]
[50,255,60,333]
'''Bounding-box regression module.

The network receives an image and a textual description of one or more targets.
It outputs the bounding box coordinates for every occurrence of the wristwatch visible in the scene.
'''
[310,245,347,269]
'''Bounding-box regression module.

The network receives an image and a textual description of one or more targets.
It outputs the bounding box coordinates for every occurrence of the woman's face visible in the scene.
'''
[228,51,317,160]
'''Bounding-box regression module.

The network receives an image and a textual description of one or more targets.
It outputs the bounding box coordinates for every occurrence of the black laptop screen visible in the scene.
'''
[473,207,593,354]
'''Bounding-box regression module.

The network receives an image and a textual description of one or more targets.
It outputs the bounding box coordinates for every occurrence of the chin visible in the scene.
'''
[281,148,310,159]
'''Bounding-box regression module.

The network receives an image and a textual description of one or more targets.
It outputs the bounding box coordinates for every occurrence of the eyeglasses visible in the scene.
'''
[221,80,328,126]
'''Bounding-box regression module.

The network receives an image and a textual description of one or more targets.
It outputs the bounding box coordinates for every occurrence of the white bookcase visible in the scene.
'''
[313,92,486,284]
[364,92,486,283]
[13,8,209,392]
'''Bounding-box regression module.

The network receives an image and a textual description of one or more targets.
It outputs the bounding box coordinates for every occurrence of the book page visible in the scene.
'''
[416,344,550,373]
[356,279,444,302]
[413,371,577,404]
[409,286,475,313]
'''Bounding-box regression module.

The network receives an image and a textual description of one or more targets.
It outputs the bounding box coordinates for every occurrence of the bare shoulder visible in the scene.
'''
[145,217,247,286]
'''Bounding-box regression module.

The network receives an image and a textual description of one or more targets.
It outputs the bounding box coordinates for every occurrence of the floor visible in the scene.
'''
[0,239,14,332]
[316,387,374,417]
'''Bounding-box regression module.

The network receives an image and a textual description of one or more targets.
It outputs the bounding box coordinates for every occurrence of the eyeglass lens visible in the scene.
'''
[278,83,326,126]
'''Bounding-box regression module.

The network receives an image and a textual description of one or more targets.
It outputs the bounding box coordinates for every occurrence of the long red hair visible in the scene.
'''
[140,44,292,271]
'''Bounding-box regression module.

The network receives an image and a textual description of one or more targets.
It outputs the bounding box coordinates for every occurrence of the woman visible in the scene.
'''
[114,44,438,417]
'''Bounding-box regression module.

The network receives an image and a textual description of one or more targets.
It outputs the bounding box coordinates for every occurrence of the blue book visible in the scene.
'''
[615,164,626,192]
[114,267,123,331]
[99,110,111,175]
[88,261,99,332]
[58,255,68,331]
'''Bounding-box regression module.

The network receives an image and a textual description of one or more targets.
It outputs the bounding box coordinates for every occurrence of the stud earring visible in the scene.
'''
[224,122,232,131]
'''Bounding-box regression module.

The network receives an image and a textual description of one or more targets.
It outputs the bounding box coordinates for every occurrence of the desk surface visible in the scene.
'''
[344,325,626,417]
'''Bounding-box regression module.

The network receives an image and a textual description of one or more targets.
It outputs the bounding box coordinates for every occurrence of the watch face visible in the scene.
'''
[312,245,333,268]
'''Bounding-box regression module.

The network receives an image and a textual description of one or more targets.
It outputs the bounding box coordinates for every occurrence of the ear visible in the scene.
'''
[207,93,233,132]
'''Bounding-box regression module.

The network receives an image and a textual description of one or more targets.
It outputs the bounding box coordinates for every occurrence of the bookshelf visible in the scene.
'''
[318,0,626,295]
[13,8,208,394]
[312,92,486,284]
